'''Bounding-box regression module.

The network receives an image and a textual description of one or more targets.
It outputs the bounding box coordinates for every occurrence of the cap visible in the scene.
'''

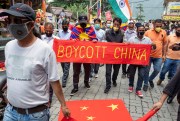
[78,15,87,23]
[0,3,36,21]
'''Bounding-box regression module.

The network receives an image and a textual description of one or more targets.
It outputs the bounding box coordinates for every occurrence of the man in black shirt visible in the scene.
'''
[104,17,124,93]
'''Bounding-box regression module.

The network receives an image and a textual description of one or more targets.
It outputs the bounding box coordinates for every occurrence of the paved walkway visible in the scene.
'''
[50,64,179,121]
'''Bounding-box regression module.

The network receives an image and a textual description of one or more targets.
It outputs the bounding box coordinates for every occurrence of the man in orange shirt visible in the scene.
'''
[143,19,167,91]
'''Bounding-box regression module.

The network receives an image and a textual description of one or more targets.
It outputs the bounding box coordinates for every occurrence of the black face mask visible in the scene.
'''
[138,31,145,36]
[176,31,180,37]
[80,23,87,28]
[46,33,53,37]
[63,27,68,32]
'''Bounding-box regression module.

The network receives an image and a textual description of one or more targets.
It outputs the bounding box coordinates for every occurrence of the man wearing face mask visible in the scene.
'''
[122,21,137,79]
[90,18,105,79]
[41,22,60,105]
[144,19,167,90]
[156,24,180,103]
[41,22,59,47]
[70,15,97,96]
[105,20,112,31]
[58,20,71,88]
[104,17,124,93]
[127,25,155,97]
[0,3,70,121]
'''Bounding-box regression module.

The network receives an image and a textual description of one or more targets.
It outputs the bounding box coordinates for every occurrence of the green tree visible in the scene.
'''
[136,4,145,22]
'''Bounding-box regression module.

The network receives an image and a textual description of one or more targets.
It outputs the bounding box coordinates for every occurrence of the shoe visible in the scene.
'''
[84,82,90,89]
[149,81,154,88]
[157,79,163,85]
[128,87,133,93]
[70,88,78,96]
[104,88,110,93]
[143,85,148,92]
[136,90,143,98]
[94,74,98,78]
[113,81,117,87]
[167,96,173,104]
[121,74,126,79]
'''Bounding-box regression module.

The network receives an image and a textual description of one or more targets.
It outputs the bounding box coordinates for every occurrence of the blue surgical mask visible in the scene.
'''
[94,24,100,30]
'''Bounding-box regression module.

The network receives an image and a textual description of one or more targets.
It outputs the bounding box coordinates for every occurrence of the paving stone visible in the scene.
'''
[50,64,177,121]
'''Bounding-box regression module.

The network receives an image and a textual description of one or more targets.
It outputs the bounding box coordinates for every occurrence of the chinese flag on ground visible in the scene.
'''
[59,99,132,121]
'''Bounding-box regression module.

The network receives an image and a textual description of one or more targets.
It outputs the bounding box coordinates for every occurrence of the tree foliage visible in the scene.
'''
[50,0,115,20]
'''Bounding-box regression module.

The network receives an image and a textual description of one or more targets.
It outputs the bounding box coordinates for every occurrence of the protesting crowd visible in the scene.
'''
[0,3,180,121]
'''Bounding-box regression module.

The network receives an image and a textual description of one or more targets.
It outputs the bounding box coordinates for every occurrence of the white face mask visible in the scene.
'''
[106,24,111,28]
[8,22,32,41]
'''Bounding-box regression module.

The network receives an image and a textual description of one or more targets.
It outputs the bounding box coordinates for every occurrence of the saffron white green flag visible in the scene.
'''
[108,0,132,23]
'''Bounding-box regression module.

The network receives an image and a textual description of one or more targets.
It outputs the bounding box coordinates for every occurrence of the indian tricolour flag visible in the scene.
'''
[108,0,132,23]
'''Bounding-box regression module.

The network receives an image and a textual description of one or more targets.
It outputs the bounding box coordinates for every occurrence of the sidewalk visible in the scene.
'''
[50,64,178,121]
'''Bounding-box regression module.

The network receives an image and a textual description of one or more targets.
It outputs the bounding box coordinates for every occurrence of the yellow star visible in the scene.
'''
[107,104,118,111]
[80,106,88,111]
[87,116,95,120]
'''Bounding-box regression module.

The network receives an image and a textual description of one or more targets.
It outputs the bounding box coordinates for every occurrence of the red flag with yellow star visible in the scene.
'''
[59,100,132,121]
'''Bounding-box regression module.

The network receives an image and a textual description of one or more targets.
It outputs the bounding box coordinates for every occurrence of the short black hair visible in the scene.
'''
[62,20,69,25]
[113,17,122,24]
[94,18,101,23]
[154,19,162,23]
[137,25,145,30]
[44,22,54,29]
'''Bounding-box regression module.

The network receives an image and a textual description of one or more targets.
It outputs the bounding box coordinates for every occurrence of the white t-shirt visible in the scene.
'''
[41,34,59,47]
[94,29,106,42]
[5,38,59,108]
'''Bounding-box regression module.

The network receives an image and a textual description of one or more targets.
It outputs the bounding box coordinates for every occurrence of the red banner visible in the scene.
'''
[53,39,151,65]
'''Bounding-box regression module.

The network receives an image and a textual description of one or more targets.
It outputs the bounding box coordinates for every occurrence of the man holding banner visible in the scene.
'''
[70,15,97,96]
[127,25,155,97]
[104,17,124,94]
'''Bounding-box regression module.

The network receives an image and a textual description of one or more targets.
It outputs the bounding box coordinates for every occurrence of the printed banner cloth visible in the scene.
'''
[59,99,132,121]
[53,39,151,65]
[59,100,158,121]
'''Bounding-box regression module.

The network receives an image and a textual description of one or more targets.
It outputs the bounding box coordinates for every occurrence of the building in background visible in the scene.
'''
[163,0,180,21]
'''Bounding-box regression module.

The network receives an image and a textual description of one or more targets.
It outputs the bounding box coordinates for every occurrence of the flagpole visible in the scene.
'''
[100,0,102,19]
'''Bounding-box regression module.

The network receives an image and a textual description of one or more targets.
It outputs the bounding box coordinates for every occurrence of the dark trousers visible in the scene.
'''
[90,64,100,76]
[129,65,145,91]
[105,64,121,89]
[73,63,91,87]
[61,62,70,84]
[122,64,130,75]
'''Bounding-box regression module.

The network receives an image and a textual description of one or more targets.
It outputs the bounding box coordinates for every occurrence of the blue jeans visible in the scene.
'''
[160,58,180,80]
[3,104,50,121]
[144,57,162,86]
